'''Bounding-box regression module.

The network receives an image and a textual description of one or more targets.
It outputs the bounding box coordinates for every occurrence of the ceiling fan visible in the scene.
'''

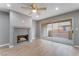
[21,3,47,15]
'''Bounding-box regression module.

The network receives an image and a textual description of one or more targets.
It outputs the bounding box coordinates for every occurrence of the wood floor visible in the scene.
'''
[0,39,79,56]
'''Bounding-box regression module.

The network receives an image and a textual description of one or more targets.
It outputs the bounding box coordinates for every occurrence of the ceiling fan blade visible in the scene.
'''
[37,10,41,15]
[32,3,38,9]
[37,8,47,10]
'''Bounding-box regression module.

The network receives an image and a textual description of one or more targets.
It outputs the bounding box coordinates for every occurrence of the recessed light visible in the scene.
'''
[6,4,11,7]
[55,7,59,10]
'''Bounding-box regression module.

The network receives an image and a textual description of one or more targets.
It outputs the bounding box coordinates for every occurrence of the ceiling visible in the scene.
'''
[0,3,79,21]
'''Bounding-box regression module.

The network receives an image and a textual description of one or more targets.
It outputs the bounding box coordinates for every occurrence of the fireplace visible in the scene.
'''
[13,28,30,43]
[17,34,29,43]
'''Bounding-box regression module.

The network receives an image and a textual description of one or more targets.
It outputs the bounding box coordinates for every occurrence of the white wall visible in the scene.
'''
[0,12,9,45]
[31,20,37,40]
[10,11,32,28]
[36,21,41,39]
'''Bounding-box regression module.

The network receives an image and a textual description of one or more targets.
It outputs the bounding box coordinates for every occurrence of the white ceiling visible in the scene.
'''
[0,3,79,21]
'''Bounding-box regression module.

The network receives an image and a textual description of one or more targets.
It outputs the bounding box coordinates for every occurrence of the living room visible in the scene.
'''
[0,3,79,56]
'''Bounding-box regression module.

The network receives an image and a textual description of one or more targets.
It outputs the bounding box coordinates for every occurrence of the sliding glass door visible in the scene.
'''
[47,20,72,39]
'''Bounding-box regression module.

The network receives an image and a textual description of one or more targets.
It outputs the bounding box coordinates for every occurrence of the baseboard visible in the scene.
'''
[0,43,9,47]
[9,45,14,48]
[74,45,79,48]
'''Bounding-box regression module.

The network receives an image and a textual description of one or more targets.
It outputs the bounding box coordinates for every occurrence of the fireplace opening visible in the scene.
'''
[17,34,29,43]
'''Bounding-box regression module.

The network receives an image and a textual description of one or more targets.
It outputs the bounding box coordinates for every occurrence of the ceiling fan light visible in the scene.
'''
[32,9,37,13]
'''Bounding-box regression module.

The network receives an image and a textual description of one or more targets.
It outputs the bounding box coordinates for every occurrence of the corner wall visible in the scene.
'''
[31,20,37,40]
